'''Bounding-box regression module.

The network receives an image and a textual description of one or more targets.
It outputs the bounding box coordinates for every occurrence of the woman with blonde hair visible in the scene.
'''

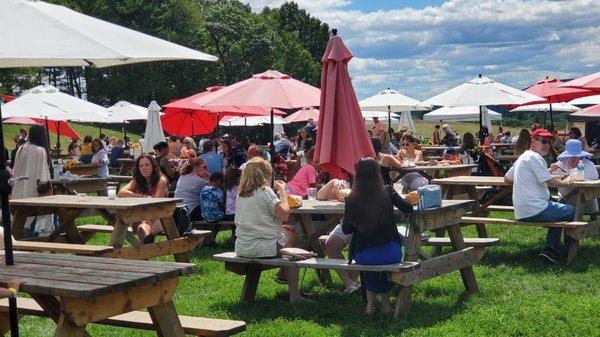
[234,157,309,303]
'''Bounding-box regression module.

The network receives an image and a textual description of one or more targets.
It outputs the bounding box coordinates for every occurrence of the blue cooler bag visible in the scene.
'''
[417,185,442,210]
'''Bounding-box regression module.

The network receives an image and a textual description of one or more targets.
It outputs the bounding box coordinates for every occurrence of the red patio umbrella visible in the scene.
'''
[0,94,15,103]
[284,106,319,123]
[558,72,600,91]
[314,30,375,178]
[190,70,320,142]
[4,117,81,140]
[523,76,596,128]
[569,104,600,120]
[162,86,282,136]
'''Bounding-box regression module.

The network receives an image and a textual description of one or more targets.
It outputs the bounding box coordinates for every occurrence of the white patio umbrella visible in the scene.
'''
[361,110,391,119]
[0,0,217,67]
[1,85,109,122]
[106,101,149,121]
[0,2,217,332]
[219,115,289,127]
[142,101,165,153]
[398,111,417,134]
[359,88,430,129]
[569,94,600,106]
[424,74,543,141]
[509,102,580,113]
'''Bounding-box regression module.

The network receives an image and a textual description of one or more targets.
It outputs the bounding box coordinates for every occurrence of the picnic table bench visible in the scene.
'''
[108,174,133,184]
[117,158,135,175]
[64,163,101,177]
[50,177,108,196]
[215,200,496,318]
[0,251,244,336]
[432,175,600,263]
[9,195,196,262]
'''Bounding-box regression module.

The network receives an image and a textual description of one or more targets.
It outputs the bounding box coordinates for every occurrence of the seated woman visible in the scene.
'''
[549,139,598,212]
[117,154,169,243]
[174,158,210,221]
[234,157,309,303]
[287,147,319,198]
[342,158,413,315]
[396,134,428,192]
[79,135,93,164]
[90,138,109,178]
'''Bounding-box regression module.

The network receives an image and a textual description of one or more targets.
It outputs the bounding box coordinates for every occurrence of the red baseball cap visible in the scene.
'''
[531,128,553,139]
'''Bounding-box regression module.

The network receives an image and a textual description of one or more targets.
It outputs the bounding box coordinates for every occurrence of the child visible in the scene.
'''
[25,180,59,238]
[201,172,225,246]
[223,167,241,222]
[430,147,462,166]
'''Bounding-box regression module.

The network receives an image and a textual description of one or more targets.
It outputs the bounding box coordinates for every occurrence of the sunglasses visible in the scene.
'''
[534,137,553,145]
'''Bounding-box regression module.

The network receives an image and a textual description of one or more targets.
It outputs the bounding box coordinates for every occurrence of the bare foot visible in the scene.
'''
[364,305,374,316]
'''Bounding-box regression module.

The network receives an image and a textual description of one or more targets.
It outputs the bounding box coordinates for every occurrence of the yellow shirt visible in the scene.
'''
[81,143,92,155]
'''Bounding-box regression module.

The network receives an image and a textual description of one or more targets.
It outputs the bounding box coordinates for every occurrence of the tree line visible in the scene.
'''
[0,0,329,108]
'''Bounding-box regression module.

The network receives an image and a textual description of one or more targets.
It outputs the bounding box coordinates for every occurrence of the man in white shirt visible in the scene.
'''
[504,128,575,264]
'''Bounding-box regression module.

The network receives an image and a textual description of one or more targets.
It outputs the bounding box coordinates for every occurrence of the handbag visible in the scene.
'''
[280,247,317,261]
[417,185,442,210]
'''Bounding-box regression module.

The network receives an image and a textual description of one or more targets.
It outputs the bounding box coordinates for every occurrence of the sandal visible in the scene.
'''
[344,283,361,294]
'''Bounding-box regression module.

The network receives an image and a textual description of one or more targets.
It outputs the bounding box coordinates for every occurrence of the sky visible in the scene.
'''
[244,0,599,101]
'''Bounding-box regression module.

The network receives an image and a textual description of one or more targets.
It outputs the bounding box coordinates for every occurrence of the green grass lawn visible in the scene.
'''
[15,212,600,337]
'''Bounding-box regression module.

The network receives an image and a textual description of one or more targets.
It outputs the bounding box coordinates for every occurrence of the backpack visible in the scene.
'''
[172,205,192,235]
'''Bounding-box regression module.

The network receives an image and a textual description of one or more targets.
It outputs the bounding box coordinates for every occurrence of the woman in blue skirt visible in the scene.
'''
[342,158,413,315]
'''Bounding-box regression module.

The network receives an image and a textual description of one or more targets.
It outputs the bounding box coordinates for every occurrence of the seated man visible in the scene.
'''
[504,128,576,264]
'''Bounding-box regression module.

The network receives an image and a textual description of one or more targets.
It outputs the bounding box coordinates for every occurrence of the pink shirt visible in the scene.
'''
[287,164,317,197]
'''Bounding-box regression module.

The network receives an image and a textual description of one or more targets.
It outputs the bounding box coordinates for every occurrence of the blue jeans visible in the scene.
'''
[520,201,575,253]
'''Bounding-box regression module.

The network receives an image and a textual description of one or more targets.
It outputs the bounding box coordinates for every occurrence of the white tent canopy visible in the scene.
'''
[509,102,580,113]
[0,0,217,68]
[106,101,149,121]
[569,94,600,106]
[142,101,164,152]
[1,84,109,122]
[219,115,288,127]
[423,105,502,132]
[359,88,430,112]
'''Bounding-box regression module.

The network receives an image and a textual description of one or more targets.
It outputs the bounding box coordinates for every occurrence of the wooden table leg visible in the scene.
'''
[160,216,189,263]
[241,264,263,301]
[148,300,185,337]
[31,294,91,337]
[465,186,489,238]
[394,222,421,318]
[55,314,87,337]
[97,209,140,246]
[52,209,85,243]
[108,216,130,249]
[295,214,340,285]
[10,209,27,240]
[447,224,479,294]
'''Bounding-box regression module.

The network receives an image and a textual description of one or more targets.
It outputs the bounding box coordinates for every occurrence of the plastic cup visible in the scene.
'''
[307,188,317,201]
[107,185,117,200]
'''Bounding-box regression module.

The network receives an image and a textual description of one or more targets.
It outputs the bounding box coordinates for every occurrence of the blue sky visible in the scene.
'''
[246,0,599,101]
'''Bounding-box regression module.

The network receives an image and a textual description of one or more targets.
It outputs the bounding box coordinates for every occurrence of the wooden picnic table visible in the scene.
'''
[9,195,192,262]
[418,146,460,155]
[390,164,477,181]
[495,154,519,164]
[0,251,196,336]
[50,177,108,196]
[64,163,101,177]
[117,158,135,175]
[289,199,483,312]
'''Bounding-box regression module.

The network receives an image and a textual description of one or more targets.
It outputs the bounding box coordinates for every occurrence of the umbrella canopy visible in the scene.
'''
[569,105,600,121]
[423,105,503,121]
[142,101,164,152]
[0,0,217,68]
[0,95,15,103]
[569,94,600,106]
[525,76,596,103]
[219,115,288,126]
[284,107,319,123]
[1,85,109,122]
[162,86,283,136]
[510,102,580,113]
[4,117,80,140]
[558,72,600,91]
[361,110,392,119]
[107,101,149,121]
[399,111,417,134]
[359,88,430,129]
[314,31,375,178]
[191,70,320,109]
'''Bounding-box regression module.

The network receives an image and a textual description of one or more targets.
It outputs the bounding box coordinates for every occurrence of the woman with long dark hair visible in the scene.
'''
[12,124,51,238]
[118,154,169,242]
[90,138,109,178]
[342,158,412,315]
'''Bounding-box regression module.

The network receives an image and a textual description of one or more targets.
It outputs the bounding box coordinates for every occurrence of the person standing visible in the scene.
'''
[504,128,576,264]
[370,117,384,138]
[433,125,441,145]
[11,125,51,238]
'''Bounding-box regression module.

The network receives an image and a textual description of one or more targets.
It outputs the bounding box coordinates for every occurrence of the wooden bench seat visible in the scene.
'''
[318,234,500,248]
[460,216,588,228]
[0,297,246,337]
[485,205,515,212]
[192,220,236,231]
[13,241,114,256]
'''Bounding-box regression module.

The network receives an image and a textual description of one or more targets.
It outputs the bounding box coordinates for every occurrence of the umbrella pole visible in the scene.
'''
[271,108,274,145]
[0,104,20,337]
[44,117,54,178]
[478,106,484,144]
[549,102,554,130]
[387,105,391,130]
[543,111,547,128]
[56,121,61,159]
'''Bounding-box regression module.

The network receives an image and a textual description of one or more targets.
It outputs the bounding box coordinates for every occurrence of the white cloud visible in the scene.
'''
[244,0,600,100]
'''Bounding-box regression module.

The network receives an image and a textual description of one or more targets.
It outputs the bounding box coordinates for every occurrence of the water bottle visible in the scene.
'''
[577,160,585,180]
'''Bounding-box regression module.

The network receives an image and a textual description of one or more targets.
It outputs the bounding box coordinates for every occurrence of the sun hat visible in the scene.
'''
[530,128,552,139]
[557,139,593,160]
